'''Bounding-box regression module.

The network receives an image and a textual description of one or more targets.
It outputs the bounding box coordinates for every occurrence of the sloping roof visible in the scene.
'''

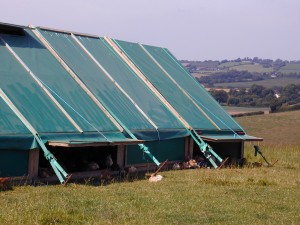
[0,22,260,150]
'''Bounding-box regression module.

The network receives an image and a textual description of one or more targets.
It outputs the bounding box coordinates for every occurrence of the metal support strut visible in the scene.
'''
[139,144,160,166]
[0,89,71,184]
[188,129,223,168]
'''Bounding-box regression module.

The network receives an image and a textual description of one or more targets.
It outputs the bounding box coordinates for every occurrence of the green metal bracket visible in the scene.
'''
[138,144,160,166]
[112,117,160,166]
[0,89,71,184]
[188,129,223,168]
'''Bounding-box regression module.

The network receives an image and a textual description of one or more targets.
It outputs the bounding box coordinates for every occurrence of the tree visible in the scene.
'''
[209,90,229,103]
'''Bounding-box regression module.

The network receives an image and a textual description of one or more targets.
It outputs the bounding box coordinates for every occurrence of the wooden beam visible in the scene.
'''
[188,136,194,160]
[117,145,125,168]
[27,149,39,180]
[47,140,144,147]
[184,137,189,160]
[30,28,124,132]
[38,26,99,38]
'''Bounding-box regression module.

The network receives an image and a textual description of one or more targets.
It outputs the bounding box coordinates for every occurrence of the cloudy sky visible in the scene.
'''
[1,0,299,60]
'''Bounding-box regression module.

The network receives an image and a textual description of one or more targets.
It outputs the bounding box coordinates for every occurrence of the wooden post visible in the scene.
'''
[117,145,125,168]
[184,137,189,160]
[240,141,245,159]
[28,149,39,180]
[188,137,194,160]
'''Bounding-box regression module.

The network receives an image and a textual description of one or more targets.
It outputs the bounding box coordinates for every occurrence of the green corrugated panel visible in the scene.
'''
[127,138,185,164]
[0,150,28,176]
[143,45,243,131]
[114,40,217,130]
[75,35,185,131]
[39,29,154,132]
[2,30,119,133]
[0,41,76,133]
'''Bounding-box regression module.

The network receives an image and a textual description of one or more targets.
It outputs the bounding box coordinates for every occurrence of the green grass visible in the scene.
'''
[1,111,300,224]
[279,63,300,74]
[236,110,300,145]
[229,64,274,73]
[223,106,270,115]
[217,62,273,73]
[218,61,246,68]
[214,77,300,88]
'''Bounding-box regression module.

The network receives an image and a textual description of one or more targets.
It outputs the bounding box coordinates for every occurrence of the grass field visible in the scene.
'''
[218,61,246,68]
[223,106,270,115]
[214,77,300,88]
[279,63,300,74]
[229,64,274,73]
[1,111,300,224]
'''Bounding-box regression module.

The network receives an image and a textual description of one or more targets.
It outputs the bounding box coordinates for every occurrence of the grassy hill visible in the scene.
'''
[229,64,274,73]
[279,62,300,74]
[1,111,299,224]
[236,110,300,145]
[214,77,300,88]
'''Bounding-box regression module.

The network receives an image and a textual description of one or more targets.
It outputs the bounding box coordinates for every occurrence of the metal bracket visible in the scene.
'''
[188,129,223,168]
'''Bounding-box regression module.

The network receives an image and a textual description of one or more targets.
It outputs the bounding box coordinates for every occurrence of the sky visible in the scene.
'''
[1,0,300,61]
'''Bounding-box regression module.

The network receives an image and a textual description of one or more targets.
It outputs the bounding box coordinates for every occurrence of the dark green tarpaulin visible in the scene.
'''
[39,29,154,131]
[0,40,77,133]
[38,29,188,140]
[2,30,119,133]
[75,35,185,131]
[0,97,31,135]
[0,30,149,149]
[143,45,243,131]
[127,138,185,164]
[114,40,218,130]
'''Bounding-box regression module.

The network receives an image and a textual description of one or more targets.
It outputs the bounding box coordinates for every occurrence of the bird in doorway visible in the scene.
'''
[105,154,113,169]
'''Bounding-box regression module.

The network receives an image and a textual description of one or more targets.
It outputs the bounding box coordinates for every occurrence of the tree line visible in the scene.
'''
[209,84,300,112]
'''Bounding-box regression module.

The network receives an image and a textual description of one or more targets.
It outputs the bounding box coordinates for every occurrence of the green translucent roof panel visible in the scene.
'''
[2,30,119,133]
[0,41,76,133]
[75,35,185,130]
[143,46,243,131]
[0,97,30,135]
[114,40,217,130]
[39,29,154,131]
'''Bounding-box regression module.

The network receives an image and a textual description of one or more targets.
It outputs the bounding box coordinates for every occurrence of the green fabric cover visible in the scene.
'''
[143,46,243,131]
[2,30,119,133]
[127,138,185,164]
[0,150,28,176]
[114,40,218,130]
[0,40,77,133]
[75,35,184,131]
[0,97,30,135]
[38,29,154,132]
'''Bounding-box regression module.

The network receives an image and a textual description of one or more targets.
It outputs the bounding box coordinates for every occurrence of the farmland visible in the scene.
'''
[214,77,300,88]
[219,63,274,73]
[223,106,270,115]
[279,63,300,74]
[1,111,300,224]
